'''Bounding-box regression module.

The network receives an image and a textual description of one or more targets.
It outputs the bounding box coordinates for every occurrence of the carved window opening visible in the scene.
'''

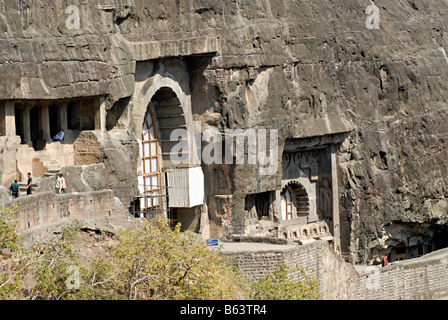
[244,192,274,221]
[14,105,24,142]
[255,192,272,220]
[395,244,408,261]
[30,107,40,148]
[67,99,95,131]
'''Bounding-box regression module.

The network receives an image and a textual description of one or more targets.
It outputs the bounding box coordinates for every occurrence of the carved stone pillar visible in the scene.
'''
[95,96,107,133]
[58,101,69,132]
[22,105,32,146]
[40,103,52,142]
[5,101,16,137]
[330,144,341,255]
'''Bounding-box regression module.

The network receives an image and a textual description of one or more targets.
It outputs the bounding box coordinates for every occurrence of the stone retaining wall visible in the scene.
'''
[351,248,448,300]
[4,190,131,244]
[220,241,357,300]
[220,241,448,300]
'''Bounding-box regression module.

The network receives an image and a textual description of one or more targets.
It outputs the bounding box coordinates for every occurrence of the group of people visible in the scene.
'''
[9,172,67,199]
[55,173,67,194]
[8,173,33,199]
[8,129,66,199]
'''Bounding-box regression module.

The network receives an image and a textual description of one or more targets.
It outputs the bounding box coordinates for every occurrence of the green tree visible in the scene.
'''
[1,209,320,301]
[29,240,81,300]
[114,218,244,300]
[73,258,123,300]
[28,226,121,300]
[28,218,245,300]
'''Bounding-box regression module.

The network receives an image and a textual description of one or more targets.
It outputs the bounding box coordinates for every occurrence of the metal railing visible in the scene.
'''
[133,185,170,220]
[226,223,246,242]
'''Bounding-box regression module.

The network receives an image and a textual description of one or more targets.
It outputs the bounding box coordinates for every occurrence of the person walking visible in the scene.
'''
[26,172,33,195]
[9,180,20,199]
[59,174,67,194]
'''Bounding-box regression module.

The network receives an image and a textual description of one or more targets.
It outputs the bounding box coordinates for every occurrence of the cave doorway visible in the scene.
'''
[280,183,310,221]
[137,86,192,226]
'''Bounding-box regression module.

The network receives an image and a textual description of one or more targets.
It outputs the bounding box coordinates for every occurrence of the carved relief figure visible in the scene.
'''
[319,178,332,218]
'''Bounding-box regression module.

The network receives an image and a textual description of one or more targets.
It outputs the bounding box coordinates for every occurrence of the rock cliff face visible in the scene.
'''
[2,0,448,263]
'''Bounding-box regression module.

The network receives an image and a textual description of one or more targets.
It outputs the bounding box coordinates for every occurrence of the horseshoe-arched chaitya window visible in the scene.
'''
[281,183,310,221]
[140,107,161,214]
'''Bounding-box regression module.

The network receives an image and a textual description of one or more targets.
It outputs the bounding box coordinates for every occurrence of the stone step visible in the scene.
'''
[155,109,184,117]
[18,182,39,192]
[34,154,62,169]
[157,117,186,128]
[159,124,187,130]
[18,144,35,152]
[156,113,185,119]
[155,104,183,110]
[43,168,62,177]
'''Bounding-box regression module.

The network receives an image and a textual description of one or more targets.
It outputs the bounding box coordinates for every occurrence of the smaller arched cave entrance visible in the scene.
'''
[281,182,310,222]
[277,137,352,252]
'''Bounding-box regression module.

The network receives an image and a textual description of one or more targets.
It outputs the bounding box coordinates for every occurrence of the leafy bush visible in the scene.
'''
[0,205,19,255]
[0,205,24,299]
[249,264,320,300]
[114,218,243,300]
[1,211,320,301]
[25,218,245,300]
[30,241,80,300]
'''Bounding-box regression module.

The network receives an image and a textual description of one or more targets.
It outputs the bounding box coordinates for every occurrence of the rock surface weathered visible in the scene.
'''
[1,0,448,263]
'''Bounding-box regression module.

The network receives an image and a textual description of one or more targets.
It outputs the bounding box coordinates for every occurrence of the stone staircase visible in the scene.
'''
[17,167,60,194]
[18,181,39,193]
[34,150,63,174]
[15,144,63,193]
[43,168,62,178]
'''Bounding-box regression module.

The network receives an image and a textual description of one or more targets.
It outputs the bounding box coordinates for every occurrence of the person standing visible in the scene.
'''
[9,180,20,199]
[382,254,389,267]
[59,174,67,194]
[55,174,61,194]
[26,172,33,195]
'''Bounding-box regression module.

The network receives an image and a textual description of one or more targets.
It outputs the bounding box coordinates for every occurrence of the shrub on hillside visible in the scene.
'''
[249,264,320,300]
[1,211,320,301]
